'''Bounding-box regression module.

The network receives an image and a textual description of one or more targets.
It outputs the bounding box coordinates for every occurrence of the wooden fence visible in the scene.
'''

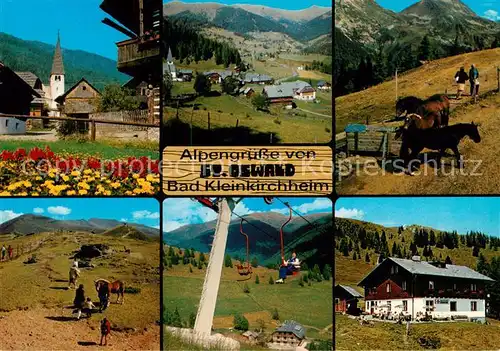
[0,113,159,141]
[336,126,402,159]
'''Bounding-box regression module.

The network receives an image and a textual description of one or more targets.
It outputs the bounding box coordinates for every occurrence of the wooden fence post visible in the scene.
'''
[90,120,96,141]
[497,67,499,92]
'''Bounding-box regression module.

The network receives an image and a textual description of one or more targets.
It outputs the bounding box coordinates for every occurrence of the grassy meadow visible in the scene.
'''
[335,48,500,133]
[0,231,160,330]
[336,314,500,350]
[164,257,332,345]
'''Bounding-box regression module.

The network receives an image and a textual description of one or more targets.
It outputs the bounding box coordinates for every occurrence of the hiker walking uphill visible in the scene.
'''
[68,261,81,289]
[455,67,469,100]
[7,245,13,260]
[1,245,6,261]
[469,64,479,97]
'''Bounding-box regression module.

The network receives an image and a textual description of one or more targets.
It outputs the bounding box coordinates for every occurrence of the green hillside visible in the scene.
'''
[164,247,332,347]
[335,217,500,350]
[167,5,332,43]
[0,32,128,90]
[164,212,332,267]
[335,218,500,316]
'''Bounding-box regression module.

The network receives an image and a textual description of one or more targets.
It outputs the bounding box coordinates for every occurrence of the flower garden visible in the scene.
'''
[0,147,160,196]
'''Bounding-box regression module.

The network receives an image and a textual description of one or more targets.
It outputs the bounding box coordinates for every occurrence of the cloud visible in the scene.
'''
[163,221,184,232]
[335,207,365,220]
[0,210,23,224]
[293,198,332,214]
[484,9,500,21]
[132,210,160,220]
[33,208,44,214]
[233,201,254,217]
[163,199,219,232]
[47,206,71,216]
[120,218,128,223]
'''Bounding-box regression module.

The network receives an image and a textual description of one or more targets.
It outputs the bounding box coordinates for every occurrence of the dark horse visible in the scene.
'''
[396,94,450,127]
[400,122,481,173]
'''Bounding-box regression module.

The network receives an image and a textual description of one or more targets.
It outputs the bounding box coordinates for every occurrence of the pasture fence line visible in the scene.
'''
[0,239,45,264]
[0,113,159,141]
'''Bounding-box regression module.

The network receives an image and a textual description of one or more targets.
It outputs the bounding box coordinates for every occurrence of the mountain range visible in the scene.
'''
[0,32,128,90]
[164,1,332,44]
[0,214,159,239]
[335,0,499,45]
[164,211,332,267]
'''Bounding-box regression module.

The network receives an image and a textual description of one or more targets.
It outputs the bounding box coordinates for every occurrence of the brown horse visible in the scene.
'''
[94,279,125,304]
[396,94,450,126]
[395,113,441,140]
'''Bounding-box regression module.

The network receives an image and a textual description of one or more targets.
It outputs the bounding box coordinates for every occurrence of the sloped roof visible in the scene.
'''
[359,257,495,286]
[51,33,65,76]
[15,72,41,89]
[275,320,305,339]
[243,72,273,83]
[336,284,363,298]
[55,77,100,104]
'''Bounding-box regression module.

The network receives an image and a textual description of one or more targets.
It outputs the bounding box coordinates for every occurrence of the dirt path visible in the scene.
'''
[0,308,159,350]
[338,94,500,195]
[296,107,331,118]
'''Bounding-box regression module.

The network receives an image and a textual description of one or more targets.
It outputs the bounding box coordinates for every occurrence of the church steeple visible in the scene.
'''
[167,47,173,63]
[51,31,65,76]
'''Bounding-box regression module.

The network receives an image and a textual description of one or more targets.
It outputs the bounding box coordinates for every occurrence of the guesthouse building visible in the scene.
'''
[359,257,494,323]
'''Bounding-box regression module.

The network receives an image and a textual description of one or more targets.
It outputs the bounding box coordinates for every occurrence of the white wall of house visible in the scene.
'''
[0,117,26,134]
[365,298,486,321]
[295,91,316,101]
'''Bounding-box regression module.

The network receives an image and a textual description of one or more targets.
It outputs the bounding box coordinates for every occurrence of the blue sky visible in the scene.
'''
[0,198,160,228]
[376,0,500,21]
[163,197,332,232]
[164,0,332,10]
[335,197,500,237]
[0,0,127,59]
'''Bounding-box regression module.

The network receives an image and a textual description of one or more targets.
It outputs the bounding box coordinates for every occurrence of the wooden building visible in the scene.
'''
[100,0,160,123]
[359,257,494,323]
[55,78,100,132]
[271,320,305,347]
[335,284,363,314]
[100,0,160,81]
[15,72,45,116]
[55,78,101,116]
[0,62,40,134]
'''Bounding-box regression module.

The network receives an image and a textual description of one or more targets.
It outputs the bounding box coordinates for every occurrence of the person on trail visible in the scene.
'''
[7,245,13,260]
[100,317,111,346]
[469,64,479,97]
[73,284,86,320]
[98,281,110,312]
[1,245,6,261]
[276,252,300,284]
[68,261,81,289]
[454,67,469,100]
[83,297,96,318]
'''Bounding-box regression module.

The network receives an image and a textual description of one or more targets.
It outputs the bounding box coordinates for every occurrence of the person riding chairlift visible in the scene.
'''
[276,252,300,284]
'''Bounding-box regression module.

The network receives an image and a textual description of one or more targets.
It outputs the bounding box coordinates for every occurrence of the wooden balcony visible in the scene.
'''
[116,36,160,77]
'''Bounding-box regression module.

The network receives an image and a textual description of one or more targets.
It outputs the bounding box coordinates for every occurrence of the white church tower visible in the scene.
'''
[49,32,65,114]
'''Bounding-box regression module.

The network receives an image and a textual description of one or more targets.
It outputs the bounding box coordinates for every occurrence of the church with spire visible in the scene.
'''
[42,32,66,116]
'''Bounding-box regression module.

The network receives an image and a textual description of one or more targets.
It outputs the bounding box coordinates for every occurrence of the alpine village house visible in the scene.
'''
[100,0,161,123]
[359,257,494,323]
